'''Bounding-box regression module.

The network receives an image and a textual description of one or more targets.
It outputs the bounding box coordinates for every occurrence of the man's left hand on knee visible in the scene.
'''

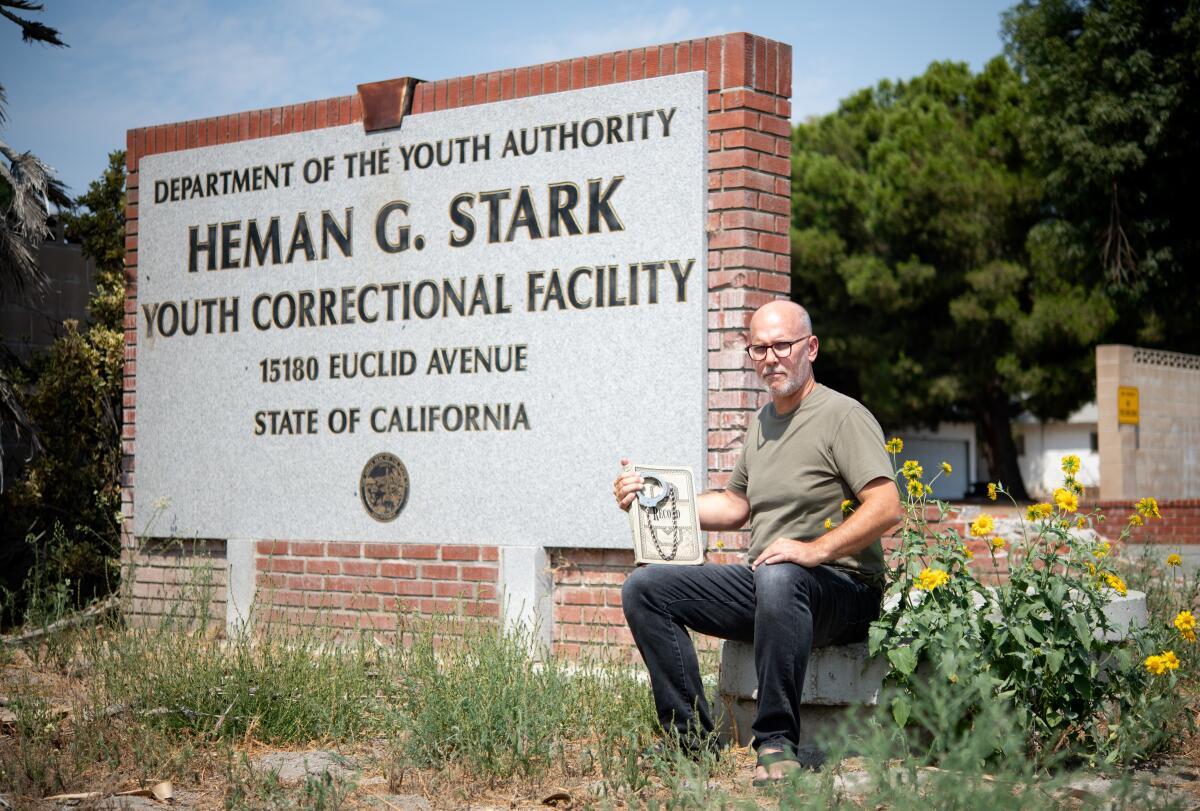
[751,538,825,570]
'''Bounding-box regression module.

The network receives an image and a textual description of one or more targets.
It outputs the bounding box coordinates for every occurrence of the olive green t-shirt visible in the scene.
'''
[727,384,895,584]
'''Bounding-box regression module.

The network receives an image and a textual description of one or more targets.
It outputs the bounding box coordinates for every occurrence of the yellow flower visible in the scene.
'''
[1136,497,1161,520]
[1175,611,1196,634]
[840,499,855,515]
[1061,454,1081,475]
[886,437,903,454]
[824,518,834,531]
[941,462,952,475]
[961,545,974,560]
[991,536,1006,550]
[907,479,925,498]
[1144,651,1180,676]
[987,483,997,501]
[1183,629,1198,643]
[1104,573,1127,596]
[1128,514,1144,527]
[970,514,995,537]
[1168,553,1183,567]
[1086,562,1097,577]
[915,568,950,591]
[715,539,725,550]
[1026,503,1052,521]
[1076,516,1087,529]
[902,460,923,480]
[1093,541,1111,560]
[1053,488,1078,514]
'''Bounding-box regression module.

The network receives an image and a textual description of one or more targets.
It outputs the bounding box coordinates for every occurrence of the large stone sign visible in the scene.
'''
[134,74,708,546]
[125,33,795,649]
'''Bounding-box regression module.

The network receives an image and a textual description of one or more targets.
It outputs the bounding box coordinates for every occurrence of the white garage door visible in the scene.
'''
[897,438,971,500]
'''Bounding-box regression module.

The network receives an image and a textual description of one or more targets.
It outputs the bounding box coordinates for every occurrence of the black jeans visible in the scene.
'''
[621,561,881,753]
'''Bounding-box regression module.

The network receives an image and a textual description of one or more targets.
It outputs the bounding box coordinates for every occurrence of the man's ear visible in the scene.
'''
[807,335,819,362]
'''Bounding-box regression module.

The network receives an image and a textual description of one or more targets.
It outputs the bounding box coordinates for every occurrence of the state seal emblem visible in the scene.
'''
[359,452,409,522]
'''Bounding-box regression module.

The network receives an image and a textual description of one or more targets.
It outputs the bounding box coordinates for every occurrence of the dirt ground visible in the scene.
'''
[4,645,1200,810]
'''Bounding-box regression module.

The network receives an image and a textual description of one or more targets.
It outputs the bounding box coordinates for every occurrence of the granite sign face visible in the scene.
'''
[133,73,708,546]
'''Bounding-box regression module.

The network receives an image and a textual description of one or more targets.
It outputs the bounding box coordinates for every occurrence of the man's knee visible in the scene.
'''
[753,562,815,594]
[753,563,815,619]
[621,565,661,625]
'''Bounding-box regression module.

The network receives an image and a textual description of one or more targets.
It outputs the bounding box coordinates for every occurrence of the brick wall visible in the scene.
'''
[253,541,498,630]
[1090,500,1200,546]
[125,539,226,626]
[122,32,793,647]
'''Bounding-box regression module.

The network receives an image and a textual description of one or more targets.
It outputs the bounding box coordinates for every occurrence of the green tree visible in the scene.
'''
[62,150,126,330]
[1,152,125,619]
[791,59,1115,498]
[1003,0,1200,350]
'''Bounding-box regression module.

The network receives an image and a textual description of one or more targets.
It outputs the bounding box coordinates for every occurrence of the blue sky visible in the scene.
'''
[1,0,1013,197]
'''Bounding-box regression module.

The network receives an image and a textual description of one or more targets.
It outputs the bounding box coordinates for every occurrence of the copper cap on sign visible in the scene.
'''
[357,77,421,133]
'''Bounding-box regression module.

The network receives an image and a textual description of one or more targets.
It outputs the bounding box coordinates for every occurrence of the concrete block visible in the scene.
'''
[226,538,255,637]
[1100,589,1149,639]
[719,640,887,707]
[499,545,553,654]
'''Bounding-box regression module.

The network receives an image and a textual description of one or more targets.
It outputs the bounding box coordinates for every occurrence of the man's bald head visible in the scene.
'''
[749,300,812,336]
[747,300,818,405]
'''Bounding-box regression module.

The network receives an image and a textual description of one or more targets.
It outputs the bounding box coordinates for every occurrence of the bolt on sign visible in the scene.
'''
[1118,386,1139,426]
[133,74,708,546]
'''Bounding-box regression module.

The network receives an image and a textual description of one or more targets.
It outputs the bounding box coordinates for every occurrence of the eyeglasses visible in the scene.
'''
[745,335,812,361]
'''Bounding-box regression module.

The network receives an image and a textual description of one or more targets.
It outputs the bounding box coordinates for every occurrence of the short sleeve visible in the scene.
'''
[728,443,749,494]
[831,406,894,494]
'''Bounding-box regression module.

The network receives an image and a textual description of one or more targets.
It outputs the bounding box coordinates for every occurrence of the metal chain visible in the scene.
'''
[642,486,681,561]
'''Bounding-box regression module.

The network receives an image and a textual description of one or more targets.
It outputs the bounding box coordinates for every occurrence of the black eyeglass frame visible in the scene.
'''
[745,335,813,361]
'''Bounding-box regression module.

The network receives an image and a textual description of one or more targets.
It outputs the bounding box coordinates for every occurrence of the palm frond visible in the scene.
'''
[0,138,62,301]
[0,3,67,47]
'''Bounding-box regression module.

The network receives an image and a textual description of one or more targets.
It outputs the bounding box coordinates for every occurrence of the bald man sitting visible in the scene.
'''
[613,300,901,785]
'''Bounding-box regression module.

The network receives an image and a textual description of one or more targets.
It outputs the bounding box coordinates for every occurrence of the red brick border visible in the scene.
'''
[123,32,793,644]
[1088,500,1200,545]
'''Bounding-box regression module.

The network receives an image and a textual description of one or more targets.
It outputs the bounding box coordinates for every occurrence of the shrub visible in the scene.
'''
[869,441,1194,765]
[0,150,126,625]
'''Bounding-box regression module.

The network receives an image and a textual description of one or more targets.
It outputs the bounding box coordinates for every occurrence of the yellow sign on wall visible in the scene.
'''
[1118,386,1139,425]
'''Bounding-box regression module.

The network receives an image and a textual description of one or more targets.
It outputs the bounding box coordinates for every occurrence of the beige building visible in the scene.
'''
[1097,345,1200,501]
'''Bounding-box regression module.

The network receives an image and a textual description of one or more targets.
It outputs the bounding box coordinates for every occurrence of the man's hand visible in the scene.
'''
[613,457,644,512]
[615,458,752,529]
[750,477,902,570]
[751,537,825,569]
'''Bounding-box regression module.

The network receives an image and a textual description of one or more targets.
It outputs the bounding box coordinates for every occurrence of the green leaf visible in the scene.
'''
[1045,649,1064,675]
[1070,612,1093,650]
[867,624,888,655]
[888,647,919,676]
[891,694,911,728]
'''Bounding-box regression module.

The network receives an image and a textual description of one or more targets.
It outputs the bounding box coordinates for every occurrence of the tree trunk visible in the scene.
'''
[975,389,1029,502]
